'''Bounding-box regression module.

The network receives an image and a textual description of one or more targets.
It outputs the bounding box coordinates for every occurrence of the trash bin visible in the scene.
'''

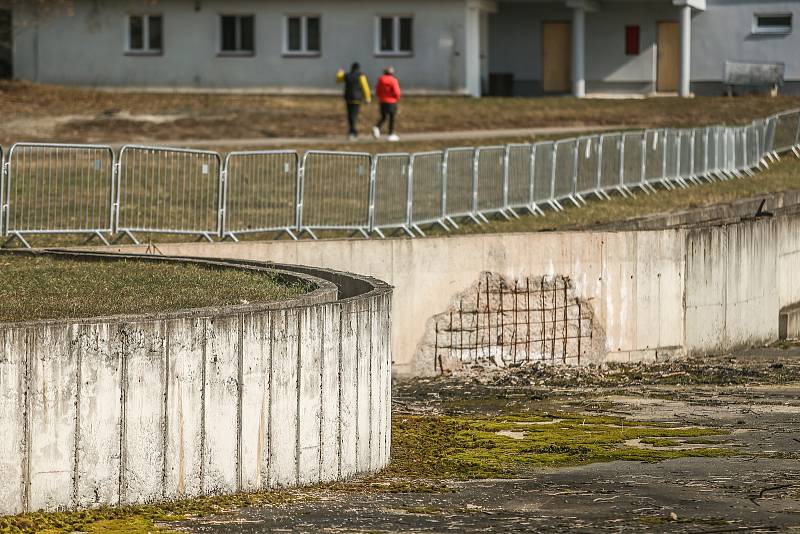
[489,73,514,97]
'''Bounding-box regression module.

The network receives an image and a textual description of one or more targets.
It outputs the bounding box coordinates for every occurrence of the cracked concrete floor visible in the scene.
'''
[168,349,800,533]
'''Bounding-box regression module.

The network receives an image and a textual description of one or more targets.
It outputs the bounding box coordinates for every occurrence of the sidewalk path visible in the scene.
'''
[142,124,631,150]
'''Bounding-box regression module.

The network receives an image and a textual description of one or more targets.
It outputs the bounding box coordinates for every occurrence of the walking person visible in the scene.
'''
[336,62,371,140]
[373,66,401,142]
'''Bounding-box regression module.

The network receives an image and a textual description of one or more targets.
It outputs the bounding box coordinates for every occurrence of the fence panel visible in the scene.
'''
[746,125,761,169]
[410,151,445,229]
[532,141,554,206]
[771,110,800,153]
[371,153,411,234]
[222,150,298,239]
[763,116,777,155]
[3,143,114,243]
[116,146,221,240]
[599,134,622,192]
[298,151,371,236]
[476,146,506,215]
[0,145,3,236]
[692,128,708,177]
[621,132,644,188]
[663,129,680,180]
[643,130,666,184]
[678,130,694,178]
[506,144,533,210]
[705,128,719,175]
[443,147,475,221]
[574,136,600,198]
[552,139,577,201]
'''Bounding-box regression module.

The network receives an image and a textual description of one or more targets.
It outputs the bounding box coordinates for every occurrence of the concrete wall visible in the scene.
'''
[12,0,469,92]
[92,210,800,377]
[0,253,392,515]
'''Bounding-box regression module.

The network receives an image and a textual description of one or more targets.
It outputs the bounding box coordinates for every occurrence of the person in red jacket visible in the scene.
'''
[372,67,401,142]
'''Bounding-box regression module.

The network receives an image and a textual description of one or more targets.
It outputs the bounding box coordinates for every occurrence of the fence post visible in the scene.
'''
[110,155,120,234]
[618,135,625,190]
[502,145,510,214]
[571,140,579,198]
[529,144,537,211]
[217,166,227,239]
[441,150,449,220]
[0,155,6,237]
[295,155,305,235]
[471,148,479,218]
[367,156,378,234]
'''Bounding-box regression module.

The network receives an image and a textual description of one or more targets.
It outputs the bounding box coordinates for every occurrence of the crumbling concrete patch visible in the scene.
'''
[414,272,606,374]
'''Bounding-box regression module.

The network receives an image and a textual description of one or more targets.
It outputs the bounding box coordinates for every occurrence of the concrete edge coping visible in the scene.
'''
[0,249,349,328]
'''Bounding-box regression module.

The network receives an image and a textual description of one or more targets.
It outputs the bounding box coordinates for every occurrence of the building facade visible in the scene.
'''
[6,0,800,96]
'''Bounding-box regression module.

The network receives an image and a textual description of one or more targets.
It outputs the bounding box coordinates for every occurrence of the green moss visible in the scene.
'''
[385,413,732,480]
[639,438,685,447]
[0,490,303,534]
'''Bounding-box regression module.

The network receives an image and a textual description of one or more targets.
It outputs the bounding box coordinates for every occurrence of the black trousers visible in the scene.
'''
[346,103,360,136]
[376,102,397,134]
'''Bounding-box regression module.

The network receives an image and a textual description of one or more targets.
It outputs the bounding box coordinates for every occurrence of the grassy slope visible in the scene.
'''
[0,255,308,322]
[1,81,799,145]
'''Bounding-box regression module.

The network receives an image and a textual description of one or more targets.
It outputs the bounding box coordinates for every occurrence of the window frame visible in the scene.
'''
[218,14,256,56]
[125,14,164,56]
[374,15,413,57]
[752,13,792,35]
[283,14,321,57]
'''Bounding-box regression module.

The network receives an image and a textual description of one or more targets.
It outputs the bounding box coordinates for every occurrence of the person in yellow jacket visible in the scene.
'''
[336,62,372,140]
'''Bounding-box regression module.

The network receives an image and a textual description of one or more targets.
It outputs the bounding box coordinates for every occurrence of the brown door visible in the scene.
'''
[542,22,571,93]
[657,21,680,93]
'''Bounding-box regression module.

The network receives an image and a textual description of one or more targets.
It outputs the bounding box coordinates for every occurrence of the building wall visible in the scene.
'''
[489,0,800,96]
[12,0,469,92]
[691,0,800,90]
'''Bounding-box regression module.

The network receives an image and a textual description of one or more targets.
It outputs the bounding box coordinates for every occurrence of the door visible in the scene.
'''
[657,21,679,93]
[542,22,571,93]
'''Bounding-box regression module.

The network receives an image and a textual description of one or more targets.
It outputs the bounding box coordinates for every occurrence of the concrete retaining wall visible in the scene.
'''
[90,209,800,377]
[0,252,392,515]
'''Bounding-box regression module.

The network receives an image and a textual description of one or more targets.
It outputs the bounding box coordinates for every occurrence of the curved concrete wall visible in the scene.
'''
[91,207,800,377]
[0,252,392,515]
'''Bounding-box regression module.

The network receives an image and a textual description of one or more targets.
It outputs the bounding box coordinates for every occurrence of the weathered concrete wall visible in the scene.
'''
[0,253,392,515]
[90,210,800,378]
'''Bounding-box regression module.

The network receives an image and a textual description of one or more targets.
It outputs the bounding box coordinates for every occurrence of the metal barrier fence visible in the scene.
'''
[0,109,798,247]
[222,150,299,241]
[298,150,372,239]
[116,145,221,243]
[3,143,115,248]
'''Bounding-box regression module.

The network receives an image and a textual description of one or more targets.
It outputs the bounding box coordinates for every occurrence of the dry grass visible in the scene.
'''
[0,253,308,322]
[1,81,798,146]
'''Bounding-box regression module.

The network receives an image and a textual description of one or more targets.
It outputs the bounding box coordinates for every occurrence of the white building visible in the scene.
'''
[6,0,800,97]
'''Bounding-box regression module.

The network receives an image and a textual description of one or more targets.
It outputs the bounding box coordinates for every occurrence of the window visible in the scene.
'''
[753,14,792,34]
[376,15,412,55]
[127,15,163,54]
[284,15,321,55]
[625,25,640,55]
[220,15,255,54]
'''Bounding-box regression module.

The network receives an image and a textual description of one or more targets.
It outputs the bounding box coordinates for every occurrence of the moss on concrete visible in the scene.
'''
[385,413,732,480]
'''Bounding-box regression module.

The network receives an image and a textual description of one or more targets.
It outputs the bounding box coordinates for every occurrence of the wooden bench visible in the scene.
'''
[724,61,784,96]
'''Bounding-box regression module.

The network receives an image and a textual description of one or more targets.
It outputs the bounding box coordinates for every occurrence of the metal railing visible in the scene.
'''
[0,109,798,247]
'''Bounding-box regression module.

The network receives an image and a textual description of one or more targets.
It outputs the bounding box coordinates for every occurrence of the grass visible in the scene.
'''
[0,253,309,322]
[2,80,799,146]
[0,411,732,533]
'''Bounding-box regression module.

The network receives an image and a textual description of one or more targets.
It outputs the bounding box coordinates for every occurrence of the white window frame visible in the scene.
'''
[374,15,413,56]
[125,14,163,55]
[219,14,256,56]
[752,13,792,35]
[283,14,321,56]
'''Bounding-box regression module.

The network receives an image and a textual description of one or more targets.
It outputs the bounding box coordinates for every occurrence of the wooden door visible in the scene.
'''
[542,22,571,93]
[657,21,680,93]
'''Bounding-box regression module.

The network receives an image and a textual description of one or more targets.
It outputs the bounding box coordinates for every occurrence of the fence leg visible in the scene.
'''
[2,232,31,249]
[112,229,140,245]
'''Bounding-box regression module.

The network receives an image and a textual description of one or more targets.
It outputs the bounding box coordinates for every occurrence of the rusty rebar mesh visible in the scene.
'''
[433,273,594,371]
